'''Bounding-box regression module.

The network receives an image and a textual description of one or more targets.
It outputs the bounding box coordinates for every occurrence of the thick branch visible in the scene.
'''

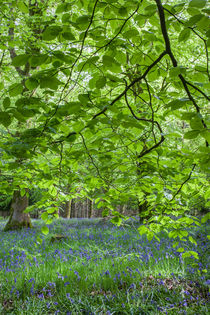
[155,0,208,146]
[92,51,167,120]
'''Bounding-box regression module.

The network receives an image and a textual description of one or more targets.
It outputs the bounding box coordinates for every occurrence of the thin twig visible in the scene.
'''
[170,164,196,201]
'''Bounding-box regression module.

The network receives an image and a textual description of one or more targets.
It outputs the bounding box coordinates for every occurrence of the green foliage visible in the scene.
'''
[41,225,49,235]
[0,0,209,239]
[0,195,12,212]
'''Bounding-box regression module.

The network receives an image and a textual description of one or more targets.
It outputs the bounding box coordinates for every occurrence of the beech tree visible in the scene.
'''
[0,0,209,241]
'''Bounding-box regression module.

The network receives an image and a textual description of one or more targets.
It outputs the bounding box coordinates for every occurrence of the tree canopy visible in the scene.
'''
[0,0,209,238]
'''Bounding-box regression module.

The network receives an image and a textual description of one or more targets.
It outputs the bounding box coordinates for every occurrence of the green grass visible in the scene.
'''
[0,218,209,314]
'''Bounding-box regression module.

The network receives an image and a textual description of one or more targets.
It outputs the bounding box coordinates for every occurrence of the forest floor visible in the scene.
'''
[0,218,209,314]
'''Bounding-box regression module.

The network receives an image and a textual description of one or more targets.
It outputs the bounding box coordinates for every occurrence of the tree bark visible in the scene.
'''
[4,190,32,231]
[70,199,75,218]
[88,199,93,218]
[138,199,148,223]
[63,200,72,219]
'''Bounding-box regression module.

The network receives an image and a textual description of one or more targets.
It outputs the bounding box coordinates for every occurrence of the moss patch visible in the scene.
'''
[4,220,33,232]
[50,234,68,243]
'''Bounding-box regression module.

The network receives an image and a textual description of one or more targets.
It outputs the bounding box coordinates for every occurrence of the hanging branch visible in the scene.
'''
[155,0,209,147]
[124,90,165,158]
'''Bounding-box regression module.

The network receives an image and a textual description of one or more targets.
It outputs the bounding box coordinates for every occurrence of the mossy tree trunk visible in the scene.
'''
[4,190,32,231]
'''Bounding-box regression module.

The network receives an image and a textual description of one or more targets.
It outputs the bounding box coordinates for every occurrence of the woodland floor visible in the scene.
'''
[0,218,209,314]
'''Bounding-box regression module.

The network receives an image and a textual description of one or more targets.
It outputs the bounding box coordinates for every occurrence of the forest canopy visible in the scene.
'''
[0,0,209,236]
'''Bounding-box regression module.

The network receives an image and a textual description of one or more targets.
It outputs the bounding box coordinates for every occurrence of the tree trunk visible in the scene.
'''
[70,199,75,218]
[138,199,148,223]
[88,199,93,218]
[4,190,32,231]
[63,200,72,219]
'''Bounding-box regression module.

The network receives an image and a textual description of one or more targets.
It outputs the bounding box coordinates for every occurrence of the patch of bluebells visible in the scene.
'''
[0,218,209,313]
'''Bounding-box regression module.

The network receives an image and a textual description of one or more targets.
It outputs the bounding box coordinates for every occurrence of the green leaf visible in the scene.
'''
[66,134,77,143]
[179,230,188,238]
[173,241,179,248]
[169,230,179,238]
[24,205,34,213]
[106,73,123,83]
[201,212,210,223]
[147,232,154,242]
[118,7,127,16]
[17,108,35,118]
[12,54,29,66]
[17,1,29,13]
[200,130,210,142]
[169,67,182,77]
[0,112,11,127]
[167,98,190,110]
[76,15,90,29]
[181,112,196,120]
[184,130,200,139]
[177,247,184,252]
[77,15,90,24]
[178,28,191,42]
[111,216,122,226]
[182,250,199,259]
[56,3,71,14]
[190,115,203,130]
[42,26,62,41]
[102,55,117,66]
[9,83,23,96]
[78,94,90,105]
[96,76,106,89]
[185,14,204,27]
[62,31,76,40]
[29,55,48,67]
[3,97,11,109]
[138,225,148,236]
[123,29,139,39]
[130,52,143,65]
[189,0,207,8]
[47,207,56,214]
[40,77,63,90]
[36,236,43,244]
[72,121,84,132]
[41,226,49,235]
[41,212,48,221]
[20,189,25,197]
[189,236,197,245]
[25,78,39,90]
